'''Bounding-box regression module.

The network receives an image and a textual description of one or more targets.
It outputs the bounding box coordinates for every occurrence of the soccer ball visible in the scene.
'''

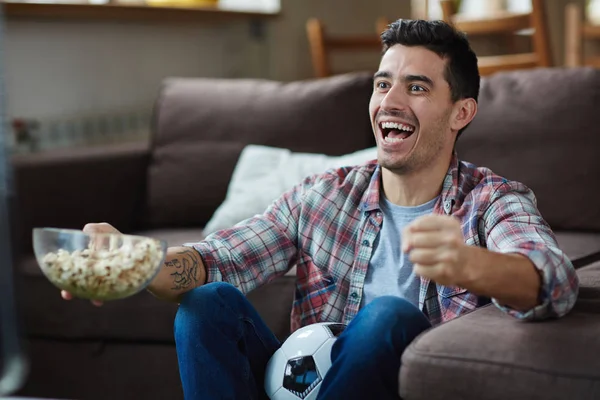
[264,322,346,399]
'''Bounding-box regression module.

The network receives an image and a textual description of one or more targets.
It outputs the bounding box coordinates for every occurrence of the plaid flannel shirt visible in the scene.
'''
[189,153,579,331]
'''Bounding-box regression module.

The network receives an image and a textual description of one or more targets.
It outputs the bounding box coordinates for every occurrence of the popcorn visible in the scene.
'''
[41,236,164,300]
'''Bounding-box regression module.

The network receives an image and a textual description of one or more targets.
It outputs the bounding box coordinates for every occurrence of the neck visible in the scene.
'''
[381,152,453,206]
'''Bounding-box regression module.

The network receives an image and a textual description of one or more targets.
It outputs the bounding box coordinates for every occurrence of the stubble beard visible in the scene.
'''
[378,114,451,175]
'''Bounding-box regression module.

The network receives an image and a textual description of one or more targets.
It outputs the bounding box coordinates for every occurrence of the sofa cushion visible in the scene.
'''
[145,72,375,228]
[203,145,378,235]
[555,231,600,266]
[573,262,600,314]
[400,261,600,400]
[134,227,207,247]
[456,67,600,232]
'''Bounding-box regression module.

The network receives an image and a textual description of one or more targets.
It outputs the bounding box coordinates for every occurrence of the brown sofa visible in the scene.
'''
[11,68,600,400]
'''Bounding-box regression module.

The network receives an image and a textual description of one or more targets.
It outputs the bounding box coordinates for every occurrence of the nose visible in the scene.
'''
[380,85,408,113]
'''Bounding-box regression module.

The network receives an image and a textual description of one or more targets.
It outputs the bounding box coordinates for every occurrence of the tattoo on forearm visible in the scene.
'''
[164,250,199,290]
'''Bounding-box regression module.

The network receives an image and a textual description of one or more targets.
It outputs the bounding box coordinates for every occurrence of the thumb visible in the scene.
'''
[83,222,120,235]
[82,223,121,251]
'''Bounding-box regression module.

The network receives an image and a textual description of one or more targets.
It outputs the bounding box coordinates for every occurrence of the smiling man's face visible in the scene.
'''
[369,44,458,174]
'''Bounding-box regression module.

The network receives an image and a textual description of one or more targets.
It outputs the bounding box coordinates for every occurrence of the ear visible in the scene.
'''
[450,98,477,133]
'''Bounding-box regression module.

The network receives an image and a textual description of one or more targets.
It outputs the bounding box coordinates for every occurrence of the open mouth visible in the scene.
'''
[379,121,416,143]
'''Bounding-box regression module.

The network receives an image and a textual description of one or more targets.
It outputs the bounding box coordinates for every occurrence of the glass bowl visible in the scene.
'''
[33,227,167,301]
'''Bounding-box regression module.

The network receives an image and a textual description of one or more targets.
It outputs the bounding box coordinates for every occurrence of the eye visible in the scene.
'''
[409,84,426,92]
[375,81,390,91]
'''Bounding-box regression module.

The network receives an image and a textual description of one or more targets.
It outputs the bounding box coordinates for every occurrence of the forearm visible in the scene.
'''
[146,246,207,303]
[460,246,542,312]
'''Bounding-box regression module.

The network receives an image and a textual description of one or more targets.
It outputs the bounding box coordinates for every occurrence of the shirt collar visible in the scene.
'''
[359,151,459,214]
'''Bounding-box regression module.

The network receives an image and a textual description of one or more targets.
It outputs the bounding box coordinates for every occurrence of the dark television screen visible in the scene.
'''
[0,5,28,394]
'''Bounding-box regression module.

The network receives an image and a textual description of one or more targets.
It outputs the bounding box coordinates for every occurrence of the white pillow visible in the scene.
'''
[203,145,378,234]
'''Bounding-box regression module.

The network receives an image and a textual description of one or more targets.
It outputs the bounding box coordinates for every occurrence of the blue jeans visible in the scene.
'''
[174,282,431,400]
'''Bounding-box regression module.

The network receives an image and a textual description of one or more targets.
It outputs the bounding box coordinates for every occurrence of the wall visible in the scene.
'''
[4,18,258,120]
[4,0,410,126]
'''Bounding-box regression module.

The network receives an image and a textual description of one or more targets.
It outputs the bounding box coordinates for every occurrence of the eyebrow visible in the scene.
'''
[373,71,435,87]
[404,74,434,87]
[373,71,392,80]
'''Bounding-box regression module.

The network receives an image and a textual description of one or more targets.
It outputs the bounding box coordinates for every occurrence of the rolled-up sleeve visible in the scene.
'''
[183,175,315,294]
[483,183,579,321]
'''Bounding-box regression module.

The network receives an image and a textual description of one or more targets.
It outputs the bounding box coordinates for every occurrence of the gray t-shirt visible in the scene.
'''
[360,195,439,309]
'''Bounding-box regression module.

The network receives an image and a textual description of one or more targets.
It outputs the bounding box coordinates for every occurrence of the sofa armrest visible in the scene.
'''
[400,291,600,400]
[12,142,150,255]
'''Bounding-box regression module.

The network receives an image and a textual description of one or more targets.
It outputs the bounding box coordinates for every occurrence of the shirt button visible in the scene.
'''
[350,292,358,299]
[443,200,452,214]
[362,240,370,246]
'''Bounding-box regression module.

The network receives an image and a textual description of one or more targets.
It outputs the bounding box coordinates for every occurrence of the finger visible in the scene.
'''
[412,249,460,267]
[83,222,120,251]
[408,249,440,266]
[403,231,452,252]
[413,263,440,280]
[61,290,73,300]
[404,231,464,252]
[83,222,119,235]
[406,214,458,233]
[62,289,104,306]
[83,223,102,234]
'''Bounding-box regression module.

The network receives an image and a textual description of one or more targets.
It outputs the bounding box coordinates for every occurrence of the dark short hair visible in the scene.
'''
[381,19,480,136]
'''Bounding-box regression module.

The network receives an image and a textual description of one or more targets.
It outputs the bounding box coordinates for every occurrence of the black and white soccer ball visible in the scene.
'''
[264,322,346,399]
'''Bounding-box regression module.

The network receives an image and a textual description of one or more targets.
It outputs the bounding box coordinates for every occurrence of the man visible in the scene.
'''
[67,19,579,400]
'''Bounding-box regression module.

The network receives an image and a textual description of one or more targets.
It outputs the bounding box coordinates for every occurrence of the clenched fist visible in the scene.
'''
[402,214,470,287]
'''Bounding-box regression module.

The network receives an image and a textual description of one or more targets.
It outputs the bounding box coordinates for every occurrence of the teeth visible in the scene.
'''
[384,136,404,143]
[380,121,414,132]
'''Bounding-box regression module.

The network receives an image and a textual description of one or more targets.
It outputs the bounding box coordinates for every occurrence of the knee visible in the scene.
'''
[176,282,243,325]
[330,297,431,367]
[352,296,431,342]
[179,282,241,309]
[175,282,248,343]
[365,297,428,327]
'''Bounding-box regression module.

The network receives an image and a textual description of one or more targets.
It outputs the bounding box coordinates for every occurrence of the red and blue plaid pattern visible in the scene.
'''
[191,153,578,331]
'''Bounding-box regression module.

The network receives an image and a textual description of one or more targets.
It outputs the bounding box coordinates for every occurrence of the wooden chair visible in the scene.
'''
[306,17,390,78]
[565,3,600,68]
[440,0,552,76]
